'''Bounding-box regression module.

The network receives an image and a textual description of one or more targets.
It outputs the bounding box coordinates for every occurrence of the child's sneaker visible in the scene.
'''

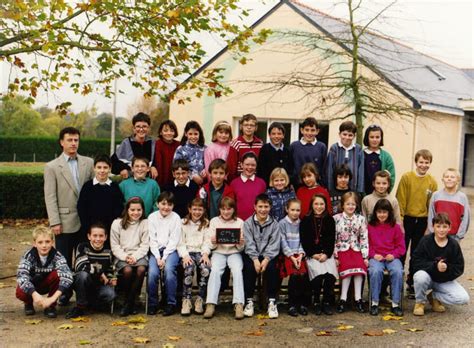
[413,303,425,316]
[44,307,57,318]
[243,300,254,317]
[24,303,35,316]
[268,301,278,319]
[203,304,215,319]
[428,293,446,313]
[181,299,192,316]
[194,296,204,314]
[234,303,244,320]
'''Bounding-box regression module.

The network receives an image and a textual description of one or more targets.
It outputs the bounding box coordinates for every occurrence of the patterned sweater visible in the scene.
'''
[173,142,206,179]
[17,247,73,295]
[279,216,304,257]
[74,242,115,279]
[333,212,369,259]
[266,187,296,221]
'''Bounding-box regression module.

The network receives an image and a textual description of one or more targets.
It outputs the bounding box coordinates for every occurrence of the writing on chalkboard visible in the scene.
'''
[216,228,241,244]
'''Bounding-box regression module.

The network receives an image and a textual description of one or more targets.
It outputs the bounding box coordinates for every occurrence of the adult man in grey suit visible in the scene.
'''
[44,127,94,271]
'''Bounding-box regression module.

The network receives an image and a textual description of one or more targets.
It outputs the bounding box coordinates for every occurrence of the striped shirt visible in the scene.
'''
[74,242,115,279]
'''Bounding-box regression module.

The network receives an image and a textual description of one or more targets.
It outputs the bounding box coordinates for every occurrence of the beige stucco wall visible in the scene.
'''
[170,2,462,191]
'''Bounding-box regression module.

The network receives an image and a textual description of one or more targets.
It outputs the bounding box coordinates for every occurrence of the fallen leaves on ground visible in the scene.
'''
[3,219,48,228]
[256,314,269,320]
[168,336,181,341]
[128,324,145,330]
[57,323,74,330]
[244,329,265,336]
[382,314,403,321]
[296,327,313,334]
[406,328,423,332]
[337,324,354,331]
[258,321,267,327]
[133,337,151,344]
[400,322,410,326]
[111,320,128,326]
[25,319,42,325]
[79,340,92,345]
[128,316,147,323]
[162,344,175,348]
[316,331,333,336]
[363,330,384,336]
[382,329,397,334]
[71,316,90,322]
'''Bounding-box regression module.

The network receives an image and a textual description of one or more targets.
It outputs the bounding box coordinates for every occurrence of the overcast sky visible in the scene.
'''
[1,0,472,115]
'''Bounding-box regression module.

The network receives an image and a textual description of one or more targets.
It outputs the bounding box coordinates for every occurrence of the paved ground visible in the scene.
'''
[1,192,473,347]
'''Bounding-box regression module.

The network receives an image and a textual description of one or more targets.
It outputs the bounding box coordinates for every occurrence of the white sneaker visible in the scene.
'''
[243,301,254,317]
[268,301,278,319]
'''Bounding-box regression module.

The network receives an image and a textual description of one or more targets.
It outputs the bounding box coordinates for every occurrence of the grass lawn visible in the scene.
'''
[0,162,45,174]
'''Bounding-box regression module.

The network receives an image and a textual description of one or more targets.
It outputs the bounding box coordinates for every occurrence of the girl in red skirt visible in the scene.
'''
[334,192,368,313]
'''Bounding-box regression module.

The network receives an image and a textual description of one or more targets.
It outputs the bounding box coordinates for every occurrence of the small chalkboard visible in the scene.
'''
[216,228,241,244]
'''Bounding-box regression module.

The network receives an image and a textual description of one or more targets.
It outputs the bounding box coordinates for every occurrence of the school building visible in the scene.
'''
[169,0,474,188]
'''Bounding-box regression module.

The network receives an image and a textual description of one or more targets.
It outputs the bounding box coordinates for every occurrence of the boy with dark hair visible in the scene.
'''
[329,164,352,215]
[119,156,161,217]
[227,113,264,181]
[412,213,469,316]
[257,122,293,185]
[198,158,235,219]
[66,224,116,318]
[77,154,124,241]
[164,159,200,218]
[147,191,182,316]
[112,112,158,179]
[242,193,282,319]
[290,117,327,186]
[396,149,438,296]
[326,120,364,193]
[16,227,73,318]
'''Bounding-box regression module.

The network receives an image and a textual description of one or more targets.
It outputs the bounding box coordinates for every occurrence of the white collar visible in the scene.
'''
[93,177,112,186]
[285,215,300,225]
[338,141,355,151]
[241,174,255,182]
[174,179,190,187]
[364,148,380,154]
[300,138,317,146]
[253,214,270,224]
[270,142,284,151]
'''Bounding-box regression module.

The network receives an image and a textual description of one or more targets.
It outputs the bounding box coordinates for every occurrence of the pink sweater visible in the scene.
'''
[230,175,266,221]
[204,142,230,174]
[368,223,405,259]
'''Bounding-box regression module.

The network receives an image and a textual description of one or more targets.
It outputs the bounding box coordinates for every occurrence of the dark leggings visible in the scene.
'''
[121,266,146,306]
[288,274,311,307]
[311,273,336,304]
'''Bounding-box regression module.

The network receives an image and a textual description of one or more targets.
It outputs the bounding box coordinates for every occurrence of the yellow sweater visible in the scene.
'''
[396,171,438,218]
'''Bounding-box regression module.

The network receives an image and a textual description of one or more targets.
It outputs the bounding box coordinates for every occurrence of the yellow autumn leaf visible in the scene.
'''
[256,314,269,320]
[244,329,265,336]
[382,315,403,321]
[316,330,333,336]
[337,324,354,330]
[133,337,150,343]
[111,321,128,326]
[168,336,181,341]
[79,340,92,345]
[363,330,384,336]
[406,328,423,332]
[400,322,410,326]
[128,324,145,330]
[57,323,74,330]
[128,316,147,323]
[258,321,268,327]
[382,329,397,334]
[166,10,180,18]
[71,316,90,322]
[25,319,42,325]
[163,344,175,348]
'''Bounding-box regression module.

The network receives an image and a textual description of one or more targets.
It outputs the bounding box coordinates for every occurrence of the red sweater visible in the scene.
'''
[368,223,406,259]
[155,139,180,188]
[296,185,332,219]
[230,175,266,221]
[227,135,263,181]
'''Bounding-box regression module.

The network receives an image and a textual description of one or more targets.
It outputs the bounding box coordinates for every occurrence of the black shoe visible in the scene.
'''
[391,306,403,317]
[147,306,158,316]
[24,303,35,316]
[288,306,298,317]
[369,305,379,316]
[298,305,308,316]
[336,300,346,314]
[163,304,176,316]
[66,306,84,319]
[58,294,70,307]
[322,302,333,315]
[44,307,57,318]
[120,304,134,317]
[314,303,322,315]
[355,300,365,313]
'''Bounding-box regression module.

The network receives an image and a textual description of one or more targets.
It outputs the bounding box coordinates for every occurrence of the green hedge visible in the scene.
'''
[0,172,46,218]
[0,136,118,162]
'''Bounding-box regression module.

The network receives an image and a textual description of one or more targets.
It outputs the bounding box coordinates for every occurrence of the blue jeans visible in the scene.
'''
[369,258,403,305]
[74,271,115,307]
[414,270,470,305]
[147,250,180,307]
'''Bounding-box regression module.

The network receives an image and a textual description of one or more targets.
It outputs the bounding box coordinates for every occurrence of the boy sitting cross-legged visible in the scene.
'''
[16,226,73,318]
[66,224,117,318]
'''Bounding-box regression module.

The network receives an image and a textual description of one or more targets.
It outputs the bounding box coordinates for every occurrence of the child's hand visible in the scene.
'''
[32,292,45,307]
[150,166,158,179]
[437,260,447,272]
[109,278,117,287]
[385,254,394,262]
[374,254,384,261]
[363,259,369,267]
[253,259,261,273]
[290,255,298,267]
[319,254,327,262]
[100,274,109,285]
[238,234,245,246]
[120,169,129,179]
[129,256,137,265]
[201,254,211,267]
[125,255,133,264]
[183,256,193,267]
[192,175,204,185]
[200,169,207,179]
[211,235,217,244]
[42,296,56,309]
[260,258,269,273]
[158,259,166,270]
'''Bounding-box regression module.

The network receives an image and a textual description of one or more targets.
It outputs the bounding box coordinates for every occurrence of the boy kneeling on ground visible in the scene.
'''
[66,224,117,318]
[412,213,470,316]
[16,226,73,318]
